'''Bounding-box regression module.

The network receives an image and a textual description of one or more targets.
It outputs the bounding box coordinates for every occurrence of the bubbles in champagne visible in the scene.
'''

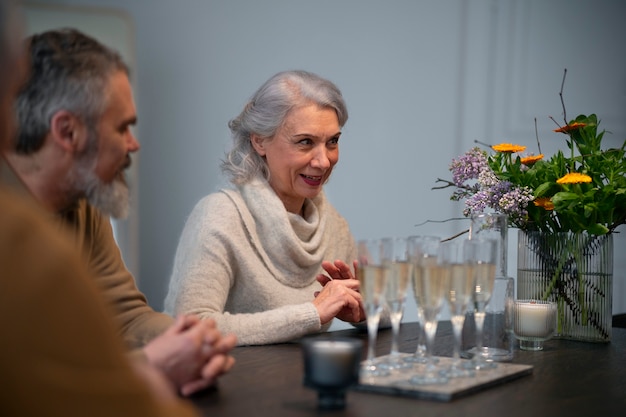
[385,261,412,303]
[447,263,473,315]
[357,265,387,305]
[412,257,448,320]
[473,262,496,309]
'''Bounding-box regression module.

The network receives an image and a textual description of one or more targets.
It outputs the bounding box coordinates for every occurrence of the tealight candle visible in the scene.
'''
[301,338,362,409]
[513,300,557,351]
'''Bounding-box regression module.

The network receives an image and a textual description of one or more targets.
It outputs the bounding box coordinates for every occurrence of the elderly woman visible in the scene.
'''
[164,70,364,345]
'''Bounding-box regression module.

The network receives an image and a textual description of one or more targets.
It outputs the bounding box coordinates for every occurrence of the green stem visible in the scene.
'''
[541,239,570,301]
[573,244,587,325]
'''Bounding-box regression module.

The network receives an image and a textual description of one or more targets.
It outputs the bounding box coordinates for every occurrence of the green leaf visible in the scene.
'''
[551,192,579,204]
[534,182,552,197]
[588,223,609,235]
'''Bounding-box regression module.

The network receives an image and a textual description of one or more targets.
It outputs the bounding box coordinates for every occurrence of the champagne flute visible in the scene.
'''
[357,239,389,378]
[379,237,412,371]
[409,238,449,385]
[404,235,440,365]
[468,212,514,362]
[469,238,498,370]
[440,239,475,378]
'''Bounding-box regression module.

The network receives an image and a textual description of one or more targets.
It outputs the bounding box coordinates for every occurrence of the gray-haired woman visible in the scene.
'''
[164,70,364,345]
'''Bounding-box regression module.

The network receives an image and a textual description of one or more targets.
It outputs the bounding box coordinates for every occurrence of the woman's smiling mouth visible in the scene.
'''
[301,174,323,186]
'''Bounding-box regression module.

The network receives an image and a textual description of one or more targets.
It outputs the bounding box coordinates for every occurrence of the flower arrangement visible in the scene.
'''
[434,72,626,236]
[434,70,625,342]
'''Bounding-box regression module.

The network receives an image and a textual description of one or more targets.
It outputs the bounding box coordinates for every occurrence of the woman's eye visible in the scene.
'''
[298,138,313,145]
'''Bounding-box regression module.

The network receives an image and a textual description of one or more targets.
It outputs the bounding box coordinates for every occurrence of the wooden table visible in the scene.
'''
[191,322,626,416]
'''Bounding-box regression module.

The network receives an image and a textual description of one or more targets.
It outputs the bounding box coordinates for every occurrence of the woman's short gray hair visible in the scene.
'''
[221,70,348,185]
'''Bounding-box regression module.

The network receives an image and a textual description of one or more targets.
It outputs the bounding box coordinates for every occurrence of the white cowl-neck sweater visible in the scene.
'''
[164,178,356,346]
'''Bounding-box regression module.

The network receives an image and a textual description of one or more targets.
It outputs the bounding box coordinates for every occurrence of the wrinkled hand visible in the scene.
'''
[319,259,359,281]
[142,315,237,396]
[312,259,364,324]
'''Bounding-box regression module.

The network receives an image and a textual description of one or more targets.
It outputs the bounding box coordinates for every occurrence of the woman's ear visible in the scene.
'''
[250,134,266,156]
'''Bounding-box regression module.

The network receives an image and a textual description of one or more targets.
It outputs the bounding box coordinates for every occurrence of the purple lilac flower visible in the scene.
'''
[449,146,534,224]
[477,168,499,188]
[450,147,488,187]
[463,190,490,216]
[498,186,534,220]
[487,180,513,208]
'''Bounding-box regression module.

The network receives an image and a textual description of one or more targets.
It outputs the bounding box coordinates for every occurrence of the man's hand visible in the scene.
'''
[142,315,236,396]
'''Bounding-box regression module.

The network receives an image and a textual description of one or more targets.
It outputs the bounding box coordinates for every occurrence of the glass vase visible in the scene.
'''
[517,230,613,342]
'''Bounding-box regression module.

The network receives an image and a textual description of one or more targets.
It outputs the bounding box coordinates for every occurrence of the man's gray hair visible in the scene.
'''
[14,28,129,154]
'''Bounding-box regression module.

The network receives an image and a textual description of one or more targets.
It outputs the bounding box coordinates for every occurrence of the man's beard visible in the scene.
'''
[85,171,130,219]
[73,157,131,219]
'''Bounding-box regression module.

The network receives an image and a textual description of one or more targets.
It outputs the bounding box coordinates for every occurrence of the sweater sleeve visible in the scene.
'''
[0,189,198,417]
[78,202,174,348]
[164,194,324,346]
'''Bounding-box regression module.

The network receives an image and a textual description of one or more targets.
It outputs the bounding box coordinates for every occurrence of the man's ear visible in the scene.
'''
[250,134,266,156]
[49,110,88,153]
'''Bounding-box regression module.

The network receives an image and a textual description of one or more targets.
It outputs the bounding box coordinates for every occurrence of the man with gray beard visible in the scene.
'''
[2,28,236,396]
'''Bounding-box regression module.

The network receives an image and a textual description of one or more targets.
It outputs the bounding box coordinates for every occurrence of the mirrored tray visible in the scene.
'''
[353,354,533,402]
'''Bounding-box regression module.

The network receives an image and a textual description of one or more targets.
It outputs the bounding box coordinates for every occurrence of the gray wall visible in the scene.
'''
[25,0,626,329]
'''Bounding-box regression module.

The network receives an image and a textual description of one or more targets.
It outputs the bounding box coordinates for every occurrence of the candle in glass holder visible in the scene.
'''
[513,300,557,350]
[301,338,362,409]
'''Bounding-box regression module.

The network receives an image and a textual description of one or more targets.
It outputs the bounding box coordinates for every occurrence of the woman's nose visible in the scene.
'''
[311,148,331,169]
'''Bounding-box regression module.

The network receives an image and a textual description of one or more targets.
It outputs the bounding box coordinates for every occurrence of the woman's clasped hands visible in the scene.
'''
[313,259,365,324]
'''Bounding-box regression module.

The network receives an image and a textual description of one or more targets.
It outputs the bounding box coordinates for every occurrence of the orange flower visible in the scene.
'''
[553,122,586,133]
[556,172,592,184]
[520,154,544,165]
[492,143,527,153]
[533,197,555,211]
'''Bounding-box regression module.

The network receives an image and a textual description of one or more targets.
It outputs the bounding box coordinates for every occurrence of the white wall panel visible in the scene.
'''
[24,0,626,321]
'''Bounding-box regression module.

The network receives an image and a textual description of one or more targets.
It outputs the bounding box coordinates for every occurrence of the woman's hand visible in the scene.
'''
[312,259,364,324]
[319,259,359,280]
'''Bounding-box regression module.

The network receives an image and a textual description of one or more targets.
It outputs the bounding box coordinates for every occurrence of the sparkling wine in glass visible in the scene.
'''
[379,237,412,371]
[357,239,389,378]
[440,239,475,378]
[469,238,498,370]
[409,239,449,385]
[404,235,440,365]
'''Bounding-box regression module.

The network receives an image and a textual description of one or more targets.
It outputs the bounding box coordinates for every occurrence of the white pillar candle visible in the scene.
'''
[514,300,556,338]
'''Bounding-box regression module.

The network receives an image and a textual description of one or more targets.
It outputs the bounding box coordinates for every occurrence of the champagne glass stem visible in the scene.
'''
[474,310,485,355]
[416,309,426,354]
[378,305,412,371]
[451,315,463,364]
[404,310,430,363]
[409,316,448,385]
[473,310,495,369]
[366,309,380,364]
[444,315,474,377]
[423,319,437,369]
[361,304,389,377]
[389,310,401,356]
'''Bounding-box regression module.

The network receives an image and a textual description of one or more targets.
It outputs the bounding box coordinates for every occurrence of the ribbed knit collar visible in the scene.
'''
[224,178,331,288]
